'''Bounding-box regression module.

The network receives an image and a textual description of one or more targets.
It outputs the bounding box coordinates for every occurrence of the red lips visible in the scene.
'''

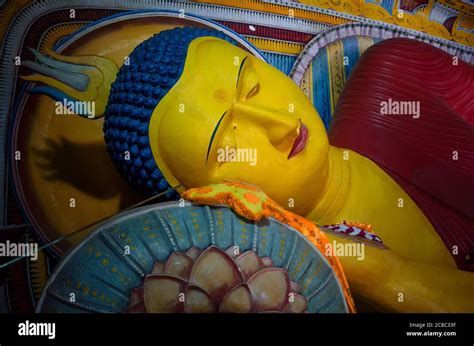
[288,122,308,159]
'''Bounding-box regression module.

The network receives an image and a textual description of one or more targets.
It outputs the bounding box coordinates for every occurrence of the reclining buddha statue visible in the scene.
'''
[23,27,474,312]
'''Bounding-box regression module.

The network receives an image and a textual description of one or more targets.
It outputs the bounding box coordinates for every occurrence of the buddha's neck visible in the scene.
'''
[307,146,351,223]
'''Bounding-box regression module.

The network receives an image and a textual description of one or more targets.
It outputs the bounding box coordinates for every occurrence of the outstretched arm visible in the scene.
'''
[333,235,474,312]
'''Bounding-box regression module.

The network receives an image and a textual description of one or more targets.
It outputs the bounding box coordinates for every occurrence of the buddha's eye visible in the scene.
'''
[237,65,260,101]
[246,82,260,100]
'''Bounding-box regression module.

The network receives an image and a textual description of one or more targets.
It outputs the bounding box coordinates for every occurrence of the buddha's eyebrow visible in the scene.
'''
[206,111,227,164]
[236,56,248,87]
[204,57,246,163]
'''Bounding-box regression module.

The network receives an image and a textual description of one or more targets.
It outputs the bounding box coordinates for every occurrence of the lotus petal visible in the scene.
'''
[236,251,263,279]
[125,302,146,313]
[165,253,193,279]
[261,257,273,267]
[152,262,165,274]
[290,281,301,294]
[190,246,243,303]
[144,274,186,313]
[219,284,252,313]
[186,247,202,260]
[248,268,290,312]
[184,285,216,313]
[130,287,143,305]
[284,293,307,313]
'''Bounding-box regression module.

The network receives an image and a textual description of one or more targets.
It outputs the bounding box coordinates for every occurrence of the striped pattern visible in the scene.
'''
[300,36,380,129]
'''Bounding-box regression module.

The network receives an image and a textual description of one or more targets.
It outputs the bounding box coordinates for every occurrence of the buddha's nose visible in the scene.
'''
[232,101,299,146]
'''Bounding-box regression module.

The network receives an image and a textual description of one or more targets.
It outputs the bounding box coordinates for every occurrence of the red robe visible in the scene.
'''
[329,38,474,272]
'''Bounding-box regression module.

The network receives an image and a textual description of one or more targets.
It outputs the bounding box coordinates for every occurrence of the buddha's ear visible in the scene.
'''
[20,48,119,119]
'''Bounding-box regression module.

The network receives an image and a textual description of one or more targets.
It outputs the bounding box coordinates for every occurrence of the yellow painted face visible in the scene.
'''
[149,37,329,214]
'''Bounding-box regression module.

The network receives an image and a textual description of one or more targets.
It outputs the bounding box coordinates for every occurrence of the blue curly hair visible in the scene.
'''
[103,27,237,199]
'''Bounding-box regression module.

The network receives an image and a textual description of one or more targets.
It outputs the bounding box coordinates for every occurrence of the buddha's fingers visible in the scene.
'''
[335,240,474,312]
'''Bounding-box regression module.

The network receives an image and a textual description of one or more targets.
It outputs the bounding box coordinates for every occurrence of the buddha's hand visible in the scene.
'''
[182,181,357,312]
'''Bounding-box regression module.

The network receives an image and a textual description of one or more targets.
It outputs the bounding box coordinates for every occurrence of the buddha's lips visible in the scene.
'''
[288,122,308,159]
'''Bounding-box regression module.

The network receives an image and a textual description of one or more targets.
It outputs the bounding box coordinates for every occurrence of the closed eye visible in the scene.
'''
[246,82,260,99]
[236,56,248,88]
[206,111,227,164]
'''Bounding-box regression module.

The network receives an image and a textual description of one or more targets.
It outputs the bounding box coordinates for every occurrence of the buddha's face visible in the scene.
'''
[149,37,329,214]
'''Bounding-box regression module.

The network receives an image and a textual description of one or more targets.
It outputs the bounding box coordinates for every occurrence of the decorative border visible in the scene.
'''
[263,0,474,43]
[290,22,474,85]
[51,10,266,56]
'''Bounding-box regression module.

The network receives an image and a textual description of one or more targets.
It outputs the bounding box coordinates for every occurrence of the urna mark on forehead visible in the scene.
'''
[172,39,250,116]
[167,37,251,106]
[103,27,239,198]
[148,36,251,192]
